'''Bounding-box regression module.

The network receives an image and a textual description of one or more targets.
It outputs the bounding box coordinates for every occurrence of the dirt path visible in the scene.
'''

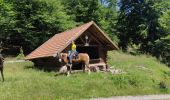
[91,94,170,100]
[4,60,26,63]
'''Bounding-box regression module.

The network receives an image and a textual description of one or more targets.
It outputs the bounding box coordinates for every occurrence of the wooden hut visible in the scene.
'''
[25,21,118,71]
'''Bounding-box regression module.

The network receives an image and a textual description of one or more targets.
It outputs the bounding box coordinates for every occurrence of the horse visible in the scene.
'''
[57,53,90,76]
[0,54,4,82]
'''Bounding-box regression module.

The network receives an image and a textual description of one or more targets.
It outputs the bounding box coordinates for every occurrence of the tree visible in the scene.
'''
[116,0,164,52]
[0,0,16,45]
[116,0,170,66]
[153,0,170,66]
[153,35,170,66]
[100,0,119,41]
[158,0,170,34]
[2,0,76,53]
[63,0,118,42]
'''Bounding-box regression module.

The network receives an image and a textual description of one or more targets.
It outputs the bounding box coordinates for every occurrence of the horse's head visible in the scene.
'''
[58,53,64,63]
[54,53,68,63]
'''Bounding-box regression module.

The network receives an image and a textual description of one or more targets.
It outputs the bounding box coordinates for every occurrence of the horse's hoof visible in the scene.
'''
[67,73,70,77]
[67,75,70,77]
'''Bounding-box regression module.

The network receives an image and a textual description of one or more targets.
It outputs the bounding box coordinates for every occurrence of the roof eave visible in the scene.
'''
[25,55,53,60]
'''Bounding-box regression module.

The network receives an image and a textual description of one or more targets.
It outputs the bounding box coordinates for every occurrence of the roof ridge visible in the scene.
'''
[57,21,93,35]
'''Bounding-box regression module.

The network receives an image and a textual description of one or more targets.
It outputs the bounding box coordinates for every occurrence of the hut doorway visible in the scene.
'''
[77,46,99,60]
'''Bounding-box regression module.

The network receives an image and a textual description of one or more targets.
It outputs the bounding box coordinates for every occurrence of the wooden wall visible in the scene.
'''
[32,57,61,71]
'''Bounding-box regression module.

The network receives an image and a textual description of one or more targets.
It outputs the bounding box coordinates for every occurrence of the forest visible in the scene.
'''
[0,0,169,66]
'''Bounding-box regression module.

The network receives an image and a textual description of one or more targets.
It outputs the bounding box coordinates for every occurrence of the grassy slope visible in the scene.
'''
[0,51,170,100]
[108,51,170,94]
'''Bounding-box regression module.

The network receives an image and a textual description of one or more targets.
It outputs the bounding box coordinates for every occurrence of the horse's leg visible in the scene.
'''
[88,64,91,75]
[67,71,70,76]
[70,64,72,74]
[85,63,90,75]
[0,68,4,82]
[82,62,85,73]
[66,64,72,76]
[67,65,70,76]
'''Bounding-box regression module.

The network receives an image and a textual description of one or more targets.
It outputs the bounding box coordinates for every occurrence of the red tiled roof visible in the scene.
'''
[25,21,118,60]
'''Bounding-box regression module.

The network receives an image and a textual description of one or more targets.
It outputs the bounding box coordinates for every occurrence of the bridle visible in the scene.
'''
[55,53,62,62]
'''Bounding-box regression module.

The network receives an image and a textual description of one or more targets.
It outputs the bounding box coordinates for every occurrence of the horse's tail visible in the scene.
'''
[84,53,91,74]
[87,53,90,59]
[84,53,89,62]
[84,53,90,67]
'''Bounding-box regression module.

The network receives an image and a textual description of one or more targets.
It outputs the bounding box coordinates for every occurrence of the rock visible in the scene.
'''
[59,65,68,74]
[90,66,100,72]
[109,68,125,74]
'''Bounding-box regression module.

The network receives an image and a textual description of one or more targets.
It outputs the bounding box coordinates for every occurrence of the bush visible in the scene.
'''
[16,47,25,60]
[159,81,167,89]
[153,35,170,66]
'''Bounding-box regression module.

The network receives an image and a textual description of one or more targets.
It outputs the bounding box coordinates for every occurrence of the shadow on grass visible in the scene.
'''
[24,65,58,72]
[24,64,93,77]
[54,69,87,77]
[24,65,72,77]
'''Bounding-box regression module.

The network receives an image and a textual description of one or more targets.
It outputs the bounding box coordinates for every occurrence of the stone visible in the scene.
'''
[59,65,68,74]
[90,66,100,72]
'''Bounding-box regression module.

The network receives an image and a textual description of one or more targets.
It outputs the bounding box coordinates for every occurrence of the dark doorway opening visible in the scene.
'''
[77,46,99,59]
[72,62,83,70]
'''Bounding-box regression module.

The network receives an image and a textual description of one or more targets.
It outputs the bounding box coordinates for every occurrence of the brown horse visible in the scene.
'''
[0,54,4,81]
[57,53,90,76]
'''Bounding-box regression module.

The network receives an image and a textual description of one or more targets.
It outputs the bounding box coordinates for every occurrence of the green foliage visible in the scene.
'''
[16,47,25,60]
[1,0,76,52]
[116,0,163,51]
[63,0,101,23]
[158,2,170,33]
[159,81,167,89]
[63,0,118,42]
[0,0,119,53]
[0,0,16,42]
[153,35,170,66]
[116,0,170,66]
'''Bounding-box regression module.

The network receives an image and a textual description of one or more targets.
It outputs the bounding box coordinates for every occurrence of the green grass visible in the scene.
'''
[0,51,170,100]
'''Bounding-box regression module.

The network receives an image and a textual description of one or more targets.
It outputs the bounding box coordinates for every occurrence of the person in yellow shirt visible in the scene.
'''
[68,41,77,65]
[72,41,76,52]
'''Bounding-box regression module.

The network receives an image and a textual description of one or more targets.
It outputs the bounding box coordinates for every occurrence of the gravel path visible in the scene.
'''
[4,60,26,63]
[91,94,170,100]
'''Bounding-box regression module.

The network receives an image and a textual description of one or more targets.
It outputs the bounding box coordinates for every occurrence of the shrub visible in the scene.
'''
[16,47,25,60]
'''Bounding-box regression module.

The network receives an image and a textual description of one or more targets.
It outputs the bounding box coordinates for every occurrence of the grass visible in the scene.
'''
[0,51,170,100]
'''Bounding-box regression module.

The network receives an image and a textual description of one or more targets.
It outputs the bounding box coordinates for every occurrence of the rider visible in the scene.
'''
[68,41,77,66]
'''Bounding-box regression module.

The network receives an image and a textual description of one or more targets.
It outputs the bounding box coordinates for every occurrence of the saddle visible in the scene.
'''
[73,53,78,59]
[67,52,79,60]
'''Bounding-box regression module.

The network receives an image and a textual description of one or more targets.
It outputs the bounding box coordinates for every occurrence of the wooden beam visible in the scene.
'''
[87,30,106,46]
[86,31,101,45]
[80,37,86,44]
[88,37,92,44]
[77,44,100,47]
